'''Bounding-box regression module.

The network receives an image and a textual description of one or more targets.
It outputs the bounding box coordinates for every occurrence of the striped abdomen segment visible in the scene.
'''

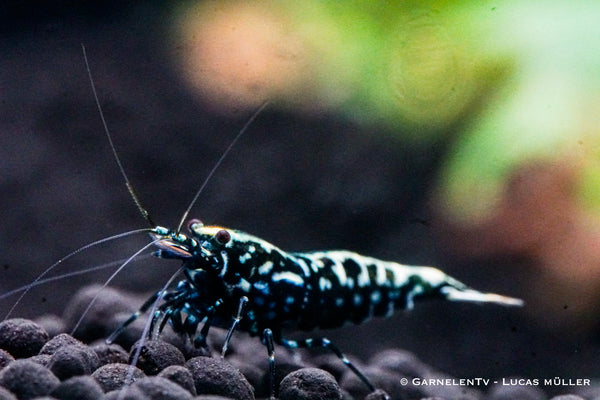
[292,250,452,331]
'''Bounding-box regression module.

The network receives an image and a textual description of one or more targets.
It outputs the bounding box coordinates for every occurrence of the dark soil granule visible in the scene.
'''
[257,359,306,397]
[48,344,100,380]
[0,318,49,359]
[130,376,194,399]
[50,375,104,400]
[278,367,343,400]
[185,356,254,400]
[129,339,185,375]
[90,342,129,366]
[39,334,86,356]
[91,363,146,392]
[0,359,60,399]
[157,365,197,395]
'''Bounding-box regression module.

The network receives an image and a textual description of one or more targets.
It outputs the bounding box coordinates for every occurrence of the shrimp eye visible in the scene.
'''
[187,219,203,232]
[215,229,231,245]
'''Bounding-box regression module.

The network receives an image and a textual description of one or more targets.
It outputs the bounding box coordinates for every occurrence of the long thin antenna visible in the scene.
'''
[70,237,163,336]
[0,253,153,302]
[81,44,154,227]
[175,100,270,233]
[2,228,151,320]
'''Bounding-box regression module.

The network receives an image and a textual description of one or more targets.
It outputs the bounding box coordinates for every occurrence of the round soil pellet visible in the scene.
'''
[131,376,194,400]
[0,318,49,359]
[279,368,343,400]
[91,342,129,366]
[158,365,197,395]
[39,334,85,356]
[48,344,100,380]
[257,359,306,398]
[185,356,254,400]
[91,363,146,392]
[129,340,185,375]
[50,375,104,400]
[0,359,60,399]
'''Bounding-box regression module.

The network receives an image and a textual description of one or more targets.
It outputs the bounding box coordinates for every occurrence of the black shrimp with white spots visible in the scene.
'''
[110,219,523,397]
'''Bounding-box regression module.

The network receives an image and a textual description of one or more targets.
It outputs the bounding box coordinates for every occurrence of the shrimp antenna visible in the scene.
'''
[2,228,152,320]
[82,44,155,227]
[175,100,269,234]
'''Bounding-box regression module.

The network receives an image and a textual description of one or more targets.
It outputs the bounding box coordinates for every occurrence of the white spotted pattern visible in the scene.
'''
[239,252,252,264]
[331,257,348,286]
[319,277,332,291]
[272,271,304,286]
[258,261,274,275]
[374,263,387,286]
[295,258,312,277]
[370,290,381,304]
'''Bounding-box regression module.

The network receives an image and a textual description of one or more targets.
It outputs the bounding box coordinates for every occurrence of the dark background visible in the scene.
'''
[0,2,595,392]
